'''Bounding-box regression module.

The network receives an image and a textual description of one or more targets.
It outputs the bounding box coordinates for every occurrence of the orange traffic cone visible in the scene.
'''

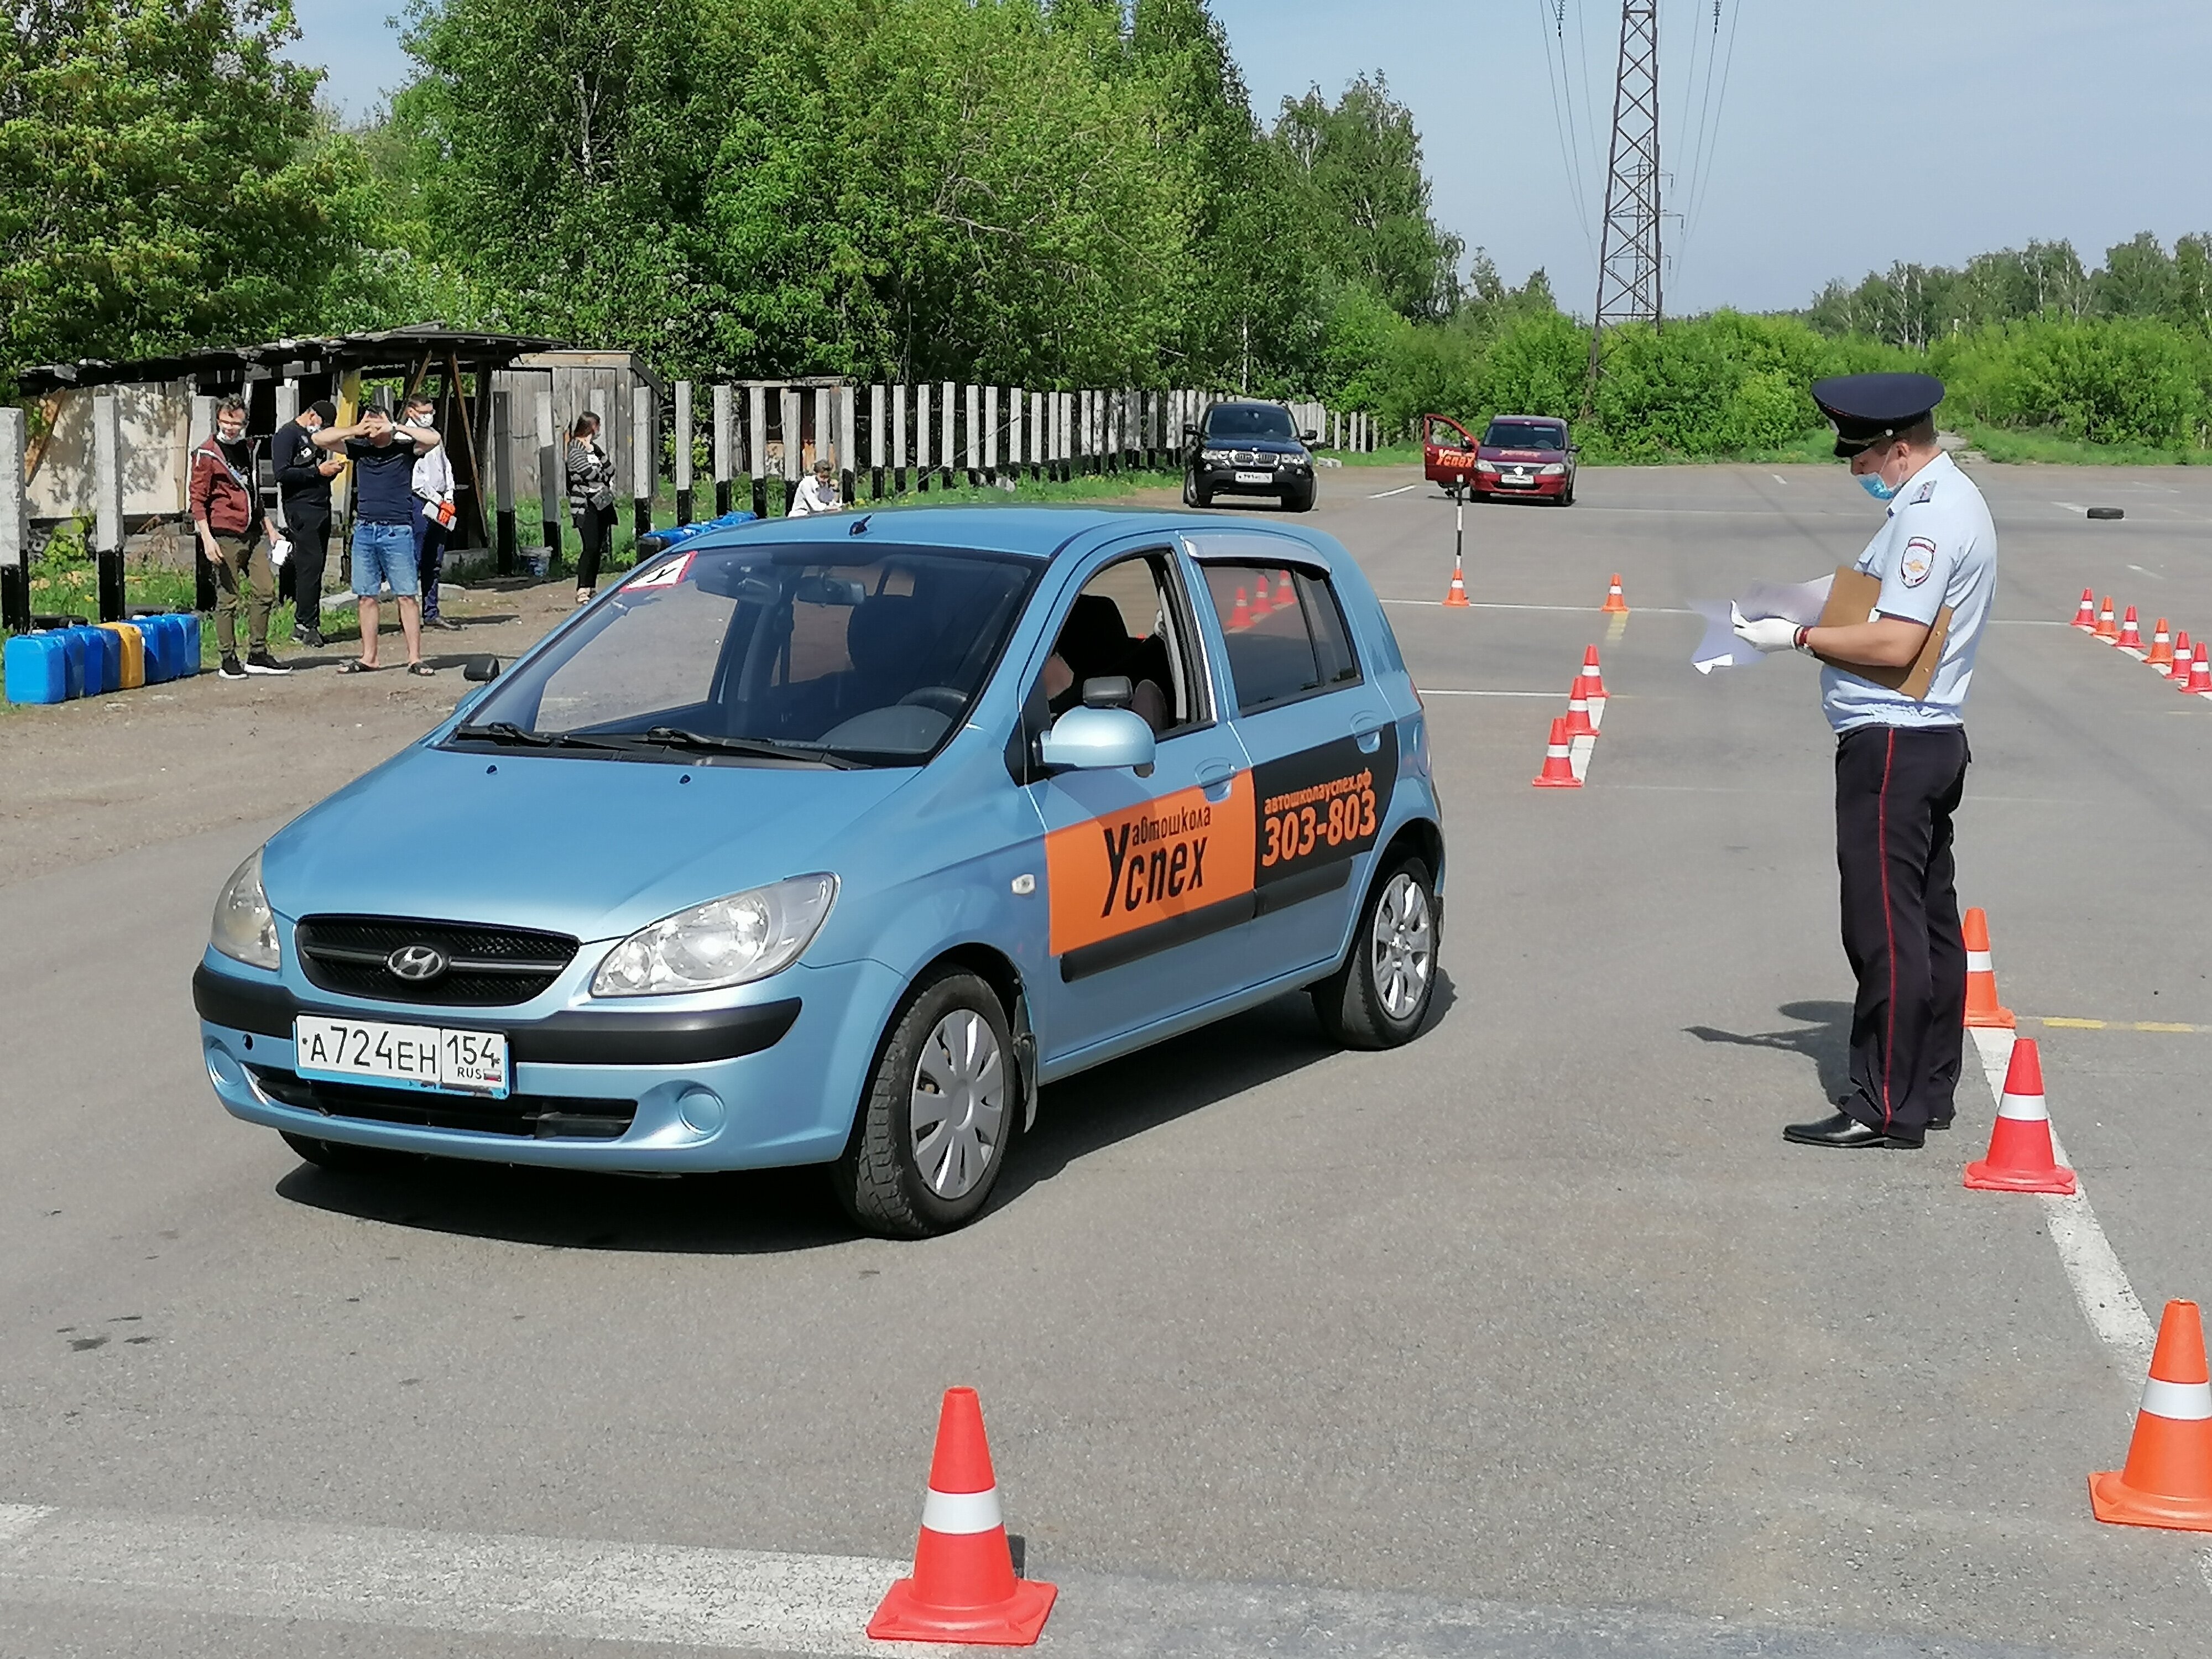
[2192,651,2211,697]
[2148,618,2174,673]
[2071,588,2098,630]
[1601,573,1628,614]
[1274,570,1295,608]
[1532,716,1581,788]
[1563,680,1598,739]
[1442,554,1470,608]
[868,1387,1058,1645]
[1228,585,1251,631]
[1964,1038,2076,1194]
[1248,578,1273,620]
[2117,606,2143,652]
[2089,1299,2212,1532]
[1580,645,1608,701]
[2176,633,2196,692]
[1962,906,2016,1029]
[2095,596,2119,641]
[1572,671,1605,730]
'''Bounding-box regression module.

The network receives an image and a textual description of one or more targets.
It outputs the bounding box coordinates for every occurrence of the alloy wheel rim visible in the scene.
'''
[910,1009,1006,1201]
[1371,873,1433,1022]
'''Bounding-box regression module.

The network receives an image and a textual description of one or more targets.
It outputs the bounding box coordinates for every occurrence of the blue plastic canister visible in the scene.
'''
[84,624,121,694]
[3,633,70,704]
[56,628,91,699]
[180,612,202,674]
[134,616,178,683]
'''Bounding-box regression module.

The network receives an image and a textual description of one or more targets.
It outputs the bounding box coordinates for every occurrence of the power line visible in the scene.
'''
[1537,1,1599,267]
[1679,0,1744,261]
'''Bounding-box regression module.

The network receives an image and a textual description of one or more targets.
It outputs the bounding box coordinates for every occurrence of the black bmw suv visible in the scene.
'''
[1181,401,1317,513]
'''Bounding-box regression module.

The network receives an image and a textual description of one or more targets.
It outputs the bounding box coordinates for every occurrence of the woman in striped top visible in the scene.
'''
[566,411,617,603]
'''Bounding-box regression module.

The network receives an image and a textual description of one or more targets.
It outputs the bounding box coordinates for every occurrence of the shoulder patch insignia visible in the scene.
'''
[1900,535,1937,588]
[1910,478,1937,504]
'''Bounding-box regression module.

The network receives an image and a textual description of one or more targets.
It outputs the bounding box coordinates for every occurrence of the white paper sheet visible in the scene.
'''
[1689,575,1836,675]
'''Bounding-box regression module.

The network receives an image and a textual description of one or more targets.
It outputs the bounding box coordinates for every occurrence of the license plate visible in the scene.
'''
[294,1015,511,1098]
[1234,470,1272,484]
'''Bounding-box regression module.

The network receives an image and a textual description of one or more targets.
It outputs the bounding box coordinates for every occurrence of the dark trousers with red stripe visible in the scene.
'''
[1835,723,1969,1138]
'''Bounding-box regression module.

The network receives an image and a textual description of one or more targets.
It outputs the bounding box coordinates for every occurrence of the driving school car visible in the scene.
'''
[194,508,1444,1237]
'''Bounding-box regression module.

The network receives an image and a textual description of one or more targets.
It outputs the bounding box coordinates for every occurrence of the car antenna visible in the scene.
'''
[848,514,872,536]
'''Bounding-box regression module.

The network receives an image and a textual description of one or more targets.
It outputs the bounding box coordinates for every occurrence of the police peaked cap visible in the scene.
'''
[1810,372,1945,457]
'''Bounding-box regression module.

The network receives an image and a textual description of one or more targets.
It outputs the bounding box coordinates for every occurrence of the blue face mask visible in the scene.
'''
[1859,472,1898,502]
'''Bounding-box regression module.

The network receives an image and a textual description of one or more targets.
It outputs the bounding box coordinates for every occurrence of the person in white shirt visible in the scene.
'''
[403,395,459,631]
[789,457,842,517]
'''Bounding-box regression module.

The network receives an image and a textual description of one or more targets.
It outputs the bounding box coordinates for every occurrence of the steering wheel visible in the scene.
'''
[897,686,967,716]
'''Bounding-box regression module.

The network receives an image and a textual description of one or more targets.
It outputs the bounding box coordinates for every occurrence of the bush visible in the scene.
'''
[1935,316,2210,450]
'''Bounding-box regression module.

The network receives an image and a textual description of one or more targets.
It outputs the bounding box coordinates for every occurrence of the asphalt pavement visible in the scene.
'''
[3,458,2209,1657]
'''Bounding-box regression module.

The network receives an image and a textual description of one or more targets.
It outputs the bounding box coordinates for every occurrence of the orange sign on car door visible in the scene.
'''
[1043,774,1257,958]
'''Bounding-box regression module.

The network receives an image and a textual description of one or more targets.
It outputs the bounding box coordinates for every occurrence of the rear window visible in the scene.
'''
[1198,563,1361,715]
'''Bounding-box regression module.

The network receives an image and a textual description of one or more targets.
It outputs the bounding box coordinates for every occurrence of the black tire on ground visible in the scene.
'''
[2086,505,2125,520]
[1561,481,1577,506]
[1284,481,1316,513]
[1182,468,1198,507]
[280,1130,410,1175]
[1190,472,1213,509]
[833,968,1018,1239]
[1311,854,1439,1050]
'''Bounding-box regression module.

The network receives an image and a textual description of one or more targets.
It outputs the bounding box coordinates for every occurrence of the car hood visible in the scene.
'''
[1479,446,1567,463]
[260,742,918,942]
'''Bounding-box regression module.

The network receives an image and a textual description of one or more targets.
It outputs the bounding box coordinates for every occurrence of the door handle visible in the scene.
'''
[1349,713,1385,753]
[1196,760,1236,800]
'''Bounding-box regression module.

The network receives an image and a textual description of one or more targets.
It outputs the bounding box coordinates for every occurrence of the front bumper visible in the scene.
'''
[1197,461,1310,495]
[194,954,902,1171]
[1475,471,1567,497]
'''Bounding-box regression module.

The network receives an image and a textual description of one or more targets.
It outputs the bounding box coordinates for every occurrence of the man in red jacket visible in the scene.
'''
[189,396,291,679]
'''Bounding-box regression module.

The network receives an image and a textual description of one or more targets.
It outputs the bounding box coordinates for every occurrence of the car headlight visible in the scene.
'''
[1201,448,1234,463]
[591,874,838,997]
[211,847,280,971]
[1474,459,1499,473]
[1540,463,1567,476]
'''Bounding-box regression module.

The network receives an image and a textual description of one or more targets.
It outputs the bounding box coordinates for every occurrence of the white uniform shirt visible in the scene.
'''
[407,422,454,505]
[1820,451,1997,733]
[788,474,841,517]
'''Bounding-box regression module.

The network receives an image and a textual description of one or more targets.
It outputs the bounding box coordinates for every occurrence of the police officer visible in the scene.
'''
[1733,373,1997,1149]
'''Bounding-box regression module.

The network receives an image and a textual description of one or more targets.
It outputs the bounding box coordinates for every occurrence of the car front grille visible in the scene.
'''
[249,1067,634,1140]
[294,915,580,1008]
[1220,450,1279,468]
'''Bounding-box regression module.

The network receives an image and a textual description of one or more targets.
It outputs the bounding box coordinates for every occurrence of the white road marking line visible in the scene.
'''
[1415,688,1559,697]
[1384,599,1694,615]
[0,1503,913,1654]
[1366,483,1418,499]
[0,1505,53,1543]
[1967,1028,2156,1372]
[2053,502,2087,515]
[2127,564,2164,579]
[1771,474,1788,485]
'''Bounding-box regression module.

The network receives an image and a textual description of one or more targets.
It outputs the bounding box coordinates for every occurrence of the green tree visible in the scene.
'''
[0,0,366,387]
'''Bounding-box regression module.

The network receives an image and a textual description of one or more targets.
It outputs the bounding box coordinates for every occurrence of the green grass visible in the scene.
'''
[1951,423,2210,466]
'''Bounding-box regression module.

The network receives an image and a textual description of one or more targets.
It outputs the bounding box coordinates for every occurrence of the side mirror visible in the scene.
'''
[1301,430,1317,444]
[1037,704,1155,773]
[1182,424,1201,440]
[463,655,502,683]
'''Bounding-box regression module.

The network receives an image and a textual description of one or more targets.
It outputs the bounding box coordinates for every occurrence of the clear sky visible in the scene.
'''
[293,0,2211,317]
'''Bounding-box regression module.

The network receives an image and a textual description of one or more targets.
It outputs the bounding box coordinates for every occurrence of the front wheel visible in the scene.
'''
[1311,855,1438,1049]
[1283,481,1316,513]
[833,969,1016,1238]
[1185,469,1212,509]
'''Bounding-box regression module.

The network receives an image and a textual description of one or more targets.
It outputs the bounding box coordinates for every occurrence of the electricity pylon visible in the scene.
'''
[1584,1,1661,405]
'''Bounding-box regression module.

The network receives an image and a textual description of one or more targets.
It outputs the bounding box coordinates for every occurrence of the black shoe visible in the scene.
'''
[296,627,325,649]
[244,649,293,676]
[425,615,462,632]
[1783,1110,1924,1150]
[1929,1115,1954,1132]
[218,654,247,681]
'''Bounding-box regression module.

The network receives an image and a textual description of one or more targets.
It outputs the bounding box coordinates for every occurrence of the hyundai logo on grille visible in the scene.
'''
[386,944,448,982]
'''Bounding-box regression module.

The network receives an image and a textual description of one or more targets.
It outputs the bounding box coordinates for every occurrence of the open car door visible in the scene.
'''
[1422,414,1479,491]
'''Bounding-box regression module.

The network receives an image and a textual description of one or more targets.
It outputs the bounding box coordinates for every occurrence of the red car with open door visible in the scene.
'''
[1422,414,1577,505]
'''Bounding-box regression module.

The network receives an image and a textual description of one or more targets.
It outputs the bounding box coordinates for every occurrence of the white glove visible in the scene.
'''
[1732,608,1798,654]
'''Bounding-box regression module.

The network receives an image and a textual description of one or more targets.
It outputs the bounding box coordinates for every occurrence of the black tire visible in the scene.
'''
[1560,481,1576,507]
[1284,481,1316,513]
[280,1130,410,1175]
[1185,469,1213,509]
[1311,854,1438,1050]
[833,968,1017,1238]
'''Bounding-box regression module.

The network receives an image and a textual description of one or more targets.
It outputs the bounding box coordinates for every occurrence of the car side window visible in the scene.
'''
[1038,552,1207,735]
[1198,564,1363,716]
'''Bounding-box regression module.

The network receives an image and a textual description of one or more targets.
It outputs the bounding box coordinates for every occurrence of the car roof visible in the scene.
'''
[1487,414,1566,425]
[666,504,1322,565]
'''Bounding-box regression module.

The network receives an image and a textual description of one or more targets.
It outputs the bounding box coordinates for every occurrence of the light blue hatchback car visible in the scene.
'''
[194,508,1444,1235]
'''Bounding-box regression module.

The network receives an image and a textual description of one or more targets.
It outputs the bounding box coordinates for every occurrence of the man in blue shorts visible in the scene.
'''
[314,401,440,675]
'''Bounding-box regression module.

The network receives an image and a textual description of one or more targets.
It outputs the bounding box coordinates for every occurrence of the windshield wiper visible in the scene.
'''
[640,727,864,769]
[451,722,635,753]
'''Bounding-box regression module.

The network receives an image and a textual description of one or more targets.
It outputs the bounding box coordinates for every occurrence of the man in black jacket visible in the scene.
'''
[274,398,343,646]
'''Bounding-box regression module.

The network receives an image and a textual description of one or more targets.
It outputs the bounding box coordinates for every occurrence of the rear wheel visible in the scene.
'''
[834,968,1016,1238]
[1312,855,1438,1049]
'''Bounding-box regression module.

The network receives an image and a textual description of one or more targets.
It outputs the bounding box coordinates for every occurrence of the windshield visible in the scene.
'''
[457,545,1039,765]
[1205,405,1297,442]
[1484,420,1567,451]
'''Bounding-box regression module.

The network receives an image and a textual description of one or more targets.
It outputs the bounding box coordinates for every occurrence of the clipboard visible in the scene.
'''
[1813,566,1950,701]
